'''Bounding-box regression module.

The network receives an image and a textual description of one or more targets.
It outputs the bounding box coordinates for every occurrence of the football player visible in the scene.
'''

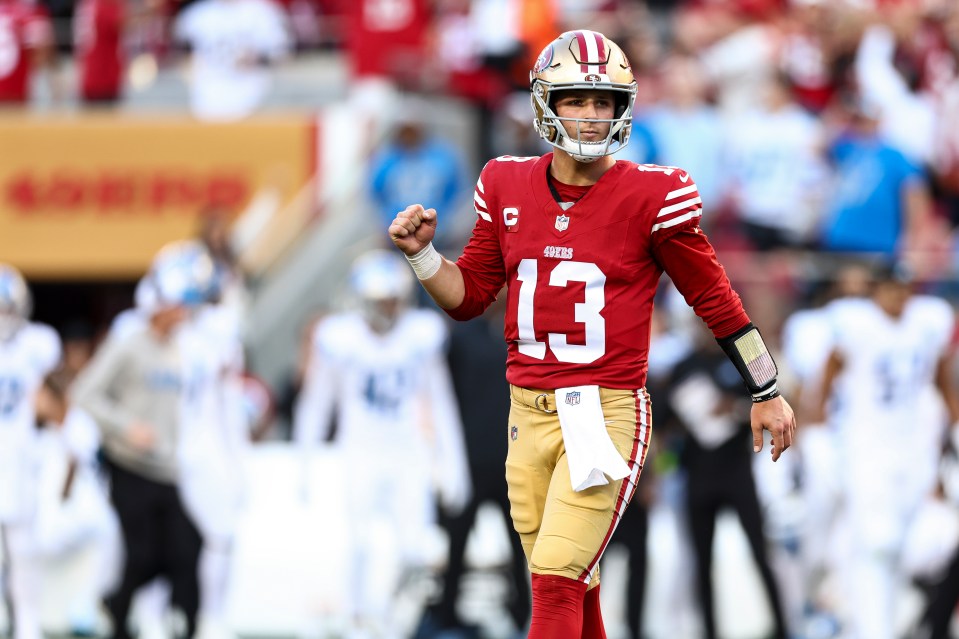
[813,263,959,639]
[388,29,796,635]
[293,249,470,637]
[0,264,62,639]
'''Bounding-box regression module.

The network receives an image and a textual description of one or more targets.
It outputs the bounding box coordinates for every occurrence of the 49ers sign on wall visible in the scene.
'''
[0,114,316,279]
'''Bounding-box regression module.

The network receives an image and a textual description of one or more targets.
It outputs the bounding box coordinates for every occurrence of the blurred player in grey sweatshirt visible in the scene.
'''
[73,241,218,639]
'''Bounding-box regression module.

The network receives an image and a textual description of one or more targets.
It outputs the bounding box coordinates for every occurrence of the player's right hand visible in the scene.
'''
[389,204,437,256]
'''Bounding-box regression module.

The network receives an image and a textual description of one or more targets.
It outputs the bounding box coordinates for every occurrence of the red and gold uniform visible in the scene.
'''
[445,153,751,585]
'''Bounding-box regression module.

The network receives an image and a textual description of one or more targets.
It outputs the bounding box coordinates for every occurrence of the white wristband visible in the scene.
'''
[405,242,442,280]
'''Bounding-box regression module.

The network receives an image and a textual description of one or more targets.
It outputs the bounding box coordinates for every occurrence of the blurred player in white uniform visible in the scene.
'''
[758,263,871,629]
[31,367,121,636]
[0,264,62,639]
[178,264,251,639]
[294,250,471,638]
[815,264,959,639]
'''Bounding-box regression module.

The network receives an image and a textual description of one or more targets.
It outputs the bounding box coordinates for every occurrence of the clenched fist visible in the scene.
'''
[389,204,438,256]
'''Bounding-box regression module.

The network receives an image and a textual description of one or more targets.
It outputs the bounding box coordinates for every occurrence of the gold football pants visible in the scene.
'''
[505,385,652,586]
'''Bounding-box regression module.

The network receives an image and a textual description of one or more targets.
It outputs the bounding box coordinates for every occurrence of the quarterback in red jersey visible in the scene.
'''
[390,29,796,637]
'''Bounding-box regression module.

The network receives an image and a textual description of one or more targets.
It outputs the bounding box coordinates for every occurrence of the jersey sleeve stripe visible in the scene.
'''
[658,196,702,217]
[665,184,698,200]
[474,205,492,222]
[477,177,485,194]
[651,210,702,232]
[474,191,488,210]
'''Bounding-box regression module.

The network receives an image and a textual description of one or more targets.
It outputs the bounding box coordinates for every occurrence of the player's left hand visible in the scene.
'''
[751,395,796,462]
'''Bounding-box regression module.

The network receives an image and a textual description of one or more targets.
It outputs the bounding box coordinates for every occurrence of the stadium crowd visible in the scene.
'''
[5,0,959,638]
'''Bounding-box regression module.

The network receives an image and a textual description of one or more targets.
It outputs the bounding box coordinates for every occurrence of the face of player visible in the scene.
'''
[553,89,616,143]
[363,297,403,334]
[874,280,911,317]
[150,305,191,337]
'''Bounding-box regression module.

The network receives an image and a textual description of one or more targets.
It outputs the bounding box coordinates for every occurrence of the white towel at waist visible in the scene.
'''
[555,385,631,492]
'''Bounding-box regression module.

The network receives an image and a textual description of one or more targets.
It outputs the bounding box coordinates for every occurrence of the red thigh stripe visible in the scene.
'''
[578,389,650,583]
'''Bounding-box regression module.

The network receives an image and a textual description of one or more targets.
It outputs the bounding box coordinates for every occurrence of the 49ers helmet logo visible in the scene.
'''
[533,45,554,74]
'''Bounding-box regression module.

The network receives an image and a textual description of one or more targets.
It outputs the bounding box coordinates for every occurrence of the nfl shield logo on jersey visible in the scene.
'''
[555,214,570,232]
[510,425,519,441]
[565,391,581,406]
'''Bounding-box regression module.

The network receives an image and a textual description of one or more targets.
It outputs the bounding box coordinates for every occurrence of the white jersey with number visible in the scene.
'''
[294,308,470,507]
[828,295,953,434]
[177,304,249,539]
[294,307,470,616]
[827,294,954,547]
[0,322,61,522]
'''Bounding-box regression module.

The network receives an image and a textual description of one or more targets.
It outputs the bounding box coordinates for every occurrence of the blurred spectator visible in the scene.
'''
[419,294,531,637]
[172,0,291,121]
[722,71,829,250]
[612,110,658,166]
[665,320,789,639]
[934,4,959,228]
[72,0,125,105]
[719,71,829,334]
[429,0,508,164]
[637,54,723,212]
[818,95,936,261]
[293,250,471,637]
[467,0,525,92]
[855,20,937,167]
[0,0,58,104]
[0,264,62,639]
[812,263,959,639]
[72,242,216,639]
[779,0,841,114]
[511,0,561,90]
[430,0,558,164]
[488,90,551,158]
[368,106,468,249]
[342,0,432,87]
[688,2,784,118]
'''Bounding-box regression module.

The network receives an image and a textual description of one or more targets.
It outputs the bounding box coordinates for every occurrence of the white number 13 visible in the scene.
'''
[515,258,606,364]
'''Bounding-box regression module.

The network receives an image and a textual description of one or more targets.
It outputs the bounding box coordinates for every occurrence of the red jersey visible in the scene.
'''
[0,0,52,102]
[344,0,431,79]
[448,154,750,390]
[73,0,124,101]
